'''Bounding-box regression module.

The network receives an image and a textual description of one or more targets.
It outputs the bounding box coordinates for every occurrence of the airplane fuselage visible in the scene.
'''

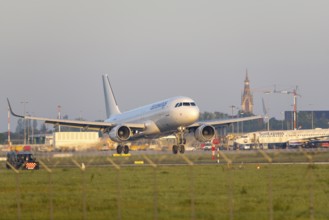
[104,96,200,138]
[235,129,329,145]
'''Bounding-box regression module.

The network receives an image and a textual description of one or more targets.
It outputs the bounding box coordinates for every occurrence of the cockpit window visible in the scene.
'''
[175,102,196,108]
[175,103,182,108]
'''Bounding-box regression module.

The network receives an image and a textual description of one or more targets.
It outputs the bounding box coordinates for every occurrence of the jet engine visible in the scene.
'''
[194,125,215,142]
[108,125,131,142]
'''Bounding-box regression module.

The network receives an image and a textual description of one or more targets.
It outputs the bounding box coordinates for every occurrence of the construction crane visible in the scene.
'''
[271,86,301,130]
[252,85,301,130]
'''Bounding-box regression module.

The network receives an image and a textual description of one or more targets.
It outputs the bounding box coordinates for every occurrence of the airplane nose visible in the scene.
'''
[189,107,200,122]
[172,106,200,125]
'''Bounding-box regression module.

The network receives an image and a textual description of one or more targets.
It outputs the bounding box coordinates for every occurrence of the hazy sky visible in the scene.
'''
[1,1,329,132]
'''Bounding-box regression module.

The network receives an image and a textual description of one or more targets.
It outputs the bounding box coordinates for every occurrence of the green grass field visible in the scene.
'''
[1,151,329,220]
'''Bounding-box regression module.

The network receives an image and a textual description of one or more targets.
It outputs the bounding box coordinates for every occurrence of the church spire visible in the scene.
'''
[241,69,254,114]
[245,69,249,83]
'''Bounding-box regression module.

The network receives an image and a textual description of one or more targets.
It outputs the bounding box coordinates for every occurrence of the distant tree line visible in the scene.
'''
[1,111,329,144]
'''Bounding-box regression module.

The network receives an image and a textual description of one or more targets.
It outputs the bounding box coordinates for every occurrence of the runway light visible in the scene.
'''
[113,154,131,157]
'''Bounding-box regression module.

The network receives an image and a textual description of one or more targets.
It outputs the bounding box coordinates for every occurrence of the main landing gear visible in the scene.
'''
[116,144,130,154]
[172,127,187,154]
[172,144,186,154]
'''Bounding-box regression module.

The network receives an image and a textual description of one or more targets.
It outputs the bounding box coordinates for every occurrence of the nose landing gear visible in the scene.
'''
[172,144,186,154]
[172,127,187,154]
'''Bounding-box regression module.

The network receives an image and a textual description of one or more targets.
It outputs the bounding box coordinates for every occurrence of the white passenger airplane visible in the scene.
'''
[8,74,262,154]
[234,128,329,148]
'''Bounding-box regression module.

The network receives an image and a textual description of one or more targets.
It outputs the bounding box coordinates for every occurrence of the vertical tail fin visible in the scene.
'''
[102,74,121,118]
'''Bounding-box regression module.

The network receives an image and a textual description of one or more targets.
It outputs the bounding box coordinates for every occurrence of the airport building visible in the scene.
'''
[27,131,100,151]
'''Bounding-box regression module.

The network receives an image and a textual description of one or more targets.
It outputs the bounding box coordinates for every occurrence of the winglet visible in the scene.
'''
[7,98,24,118]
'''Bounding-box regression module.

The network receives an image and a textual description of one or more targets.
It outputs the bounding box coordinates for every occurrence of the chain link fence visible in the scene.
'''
[1,148,329,220]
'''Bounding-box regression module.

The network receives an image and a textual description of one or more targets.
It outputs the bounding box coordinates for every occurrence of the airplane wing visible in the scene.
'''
[187,115,263,128]
[7,99,145,131]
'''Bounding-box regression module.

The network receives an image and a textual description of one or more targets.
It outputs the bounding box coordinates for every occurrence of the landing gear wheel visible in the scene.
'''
[123,145,129,154]
[117,145,123,154]
[172,145,178,154]
[179,145,185,154]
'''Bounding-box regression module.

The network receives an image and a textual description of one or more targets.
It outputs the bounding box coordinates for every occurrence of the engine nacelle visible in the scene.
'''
[194,125,215,142]
[108,125,131,142]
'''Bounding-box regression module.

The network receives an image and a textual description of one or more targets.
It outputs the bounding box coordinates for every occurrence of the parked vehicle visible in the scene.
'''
[202,142,212,151]
[6,149,39,170]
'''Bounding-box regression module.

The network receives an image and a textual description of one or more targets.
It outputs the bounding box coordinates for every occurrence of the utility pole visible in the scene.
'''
[240,112,244,133]
[21,101,28,145]
[80,110,83,132]
[308,104,314,129]
[27,112,30,144]
[57,105,61,132]
[281,112,284,130]
[292,88,298,130]
[236,107,240,133]
[7,106,11,146]
[31,112,34,144]
[312,110,314,129]
[229,105,236,133]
